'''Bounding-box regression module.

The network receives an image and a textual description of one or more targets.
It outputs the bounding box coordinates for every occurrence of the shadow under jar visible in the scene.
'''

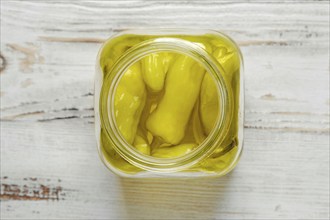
[95,29,244,177]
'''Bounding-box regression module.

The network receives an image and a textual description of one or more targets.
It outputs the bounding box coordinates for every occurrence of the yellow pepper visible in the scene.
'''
[141,53,173,92]
[181,118,197,144]
[213,47,240,81]
[195,42,213,54]
[200,46,240,135]
[190,145,238,173]
[152,143,197,158]
[133,128,151,155]
[192,100,207,144]
[214,46,240,151]
[100,36,143,75]
[199,73,219,134]
[181,36,213,54]
[114,63,146,144]
[100,129,141,174]
[146,55,205,145]
[137,93,159,144]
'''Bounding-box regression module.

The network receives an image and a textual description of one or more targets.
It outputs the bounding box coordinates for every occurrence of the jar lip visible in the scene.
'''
[99,37,233,172]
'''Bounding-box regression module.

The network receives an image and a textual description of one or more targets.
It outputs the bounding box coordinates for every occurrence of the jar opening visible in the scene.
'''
[100,38,233,172]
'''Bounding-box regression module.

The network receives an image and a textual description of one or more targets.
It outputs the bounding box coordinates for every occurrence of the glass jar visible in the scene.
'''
[95,29,244,177]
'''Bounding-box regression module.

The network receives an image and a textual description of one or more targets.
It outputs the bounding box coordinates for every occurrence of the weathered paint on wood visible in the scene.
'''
[1,0,329,219]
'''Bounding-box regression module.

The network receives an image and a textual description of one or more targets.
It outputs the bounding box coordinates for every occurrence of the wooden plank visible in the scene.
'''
[0,120,329,219]
[1,44,328,133]
[1,0,329,219]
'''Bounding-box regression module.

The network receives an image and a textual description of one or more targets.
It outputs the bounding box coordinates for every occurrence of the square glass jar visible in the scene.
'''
[95,29,244,177]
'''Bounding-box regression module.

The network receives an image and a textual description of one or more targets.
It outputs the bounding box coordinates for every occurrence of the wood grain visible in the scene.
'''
[1,177,64,201]
[1,0,329,219]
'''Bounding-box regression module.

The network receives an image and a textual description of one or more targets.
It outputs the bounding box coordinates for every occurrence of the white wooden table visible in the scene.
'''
[1,1,329,219]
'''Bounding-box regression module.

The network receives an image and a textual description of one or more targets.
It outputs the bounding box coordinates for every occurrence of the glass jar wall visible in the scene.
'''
[95,29,244,177]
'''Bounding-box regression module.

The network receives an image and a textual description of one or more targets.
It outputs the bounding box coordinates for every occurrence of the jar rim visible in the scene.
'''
[99,37,234,172]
